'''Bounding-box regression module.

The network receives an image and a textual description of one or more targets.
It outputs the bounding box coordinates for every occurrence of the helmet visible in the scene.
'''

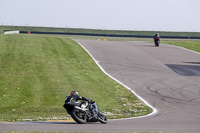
[71,91,78,96]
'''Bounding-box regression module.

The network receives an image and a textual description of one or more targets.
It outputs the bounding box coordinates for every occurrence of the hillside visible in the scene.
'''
[0,34,151,121]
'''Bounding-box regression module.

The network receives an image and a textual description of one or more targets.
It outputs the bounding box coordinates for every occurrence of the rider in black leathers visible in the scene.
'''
[64,91,98,119]
[153,33,160,47]
[64,91,90,104]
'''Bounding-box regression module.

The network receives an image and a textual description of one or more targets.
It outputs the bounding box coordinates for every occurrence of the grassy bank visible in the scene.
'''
[0,34,151,121]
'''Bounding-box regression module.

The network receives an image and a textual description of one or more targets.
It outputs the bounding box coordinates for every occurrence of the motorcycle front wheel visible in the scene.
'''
[98,112,107,124]
[71,110,87,124]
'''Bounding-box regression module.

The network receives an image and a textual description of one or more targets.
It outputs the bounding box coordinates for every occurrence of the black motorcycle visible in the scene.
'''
[63,100,107,124]
[154,36,160,47]
[155,39,160,47]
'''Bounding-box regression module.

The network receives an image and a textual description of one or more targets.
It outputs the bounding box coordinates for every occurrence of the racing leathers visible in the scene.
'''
[65,94,89,104]
[64,94,98,119]
[153,33,160,47]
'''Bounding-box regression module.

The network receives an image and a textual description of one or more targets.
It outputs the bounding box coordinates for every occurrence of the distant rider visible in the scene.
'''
[153,33,160,47]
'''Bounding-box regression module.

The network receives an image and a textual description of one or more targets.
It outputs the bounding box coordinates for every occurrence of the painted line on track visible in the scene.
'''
[0,121,11,123]
[47,119,74,122]
[75,40,158,121]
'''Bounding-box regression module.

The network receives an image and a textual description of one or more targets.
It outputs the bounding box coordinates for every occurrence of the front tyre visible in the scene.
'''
[155,40,160,47]
[98,112,107,124]
[71,110,87,124]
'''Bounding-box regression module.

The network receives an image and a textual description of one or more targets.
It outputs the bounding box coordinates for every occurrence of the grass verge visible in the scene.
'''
[162,39,200,53]
[0,132,170,133]
[0,34,152,122]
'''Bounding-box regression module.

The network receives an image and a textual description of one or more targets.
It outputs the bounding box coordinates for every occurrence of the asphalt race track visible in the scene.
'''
[1,40,200,133]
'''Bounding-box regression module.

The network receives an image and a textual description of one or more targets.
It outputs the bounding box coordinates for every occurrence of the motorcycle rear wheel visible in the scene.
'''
[71,110,87,124]
[155,40,160,47]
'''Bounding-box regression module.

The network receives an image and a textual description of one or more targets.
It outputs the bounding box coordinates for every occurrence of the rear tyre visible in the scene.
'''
[98,112,107,124]
[71,110,87,124]
[157,40,160,47]
[155,40,160,47]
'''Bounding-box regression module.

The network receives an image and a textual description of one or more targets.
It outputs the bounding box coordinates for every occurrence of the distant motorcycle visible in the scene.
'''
[153,34,160,47]
[63,100,107,124]
[154,38,160,47]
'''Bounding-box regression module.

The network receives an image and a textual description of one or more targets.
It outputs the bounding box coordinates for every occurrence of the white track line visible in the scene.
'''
[75,40,158,121]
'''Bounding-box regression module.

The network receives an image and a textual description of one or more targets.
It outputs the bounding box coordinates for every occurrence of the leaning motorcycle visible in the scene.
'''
[63,100,107,124]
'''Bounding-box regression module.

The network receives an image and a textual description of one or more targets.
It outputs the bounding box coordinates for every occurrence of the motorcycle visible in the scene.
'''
[63,100,107,124]
[154,37,160,47]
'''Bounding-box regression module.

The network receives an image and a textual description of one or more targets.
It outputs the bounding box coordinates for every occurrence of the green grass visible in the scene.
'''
[1,25,200,37]
[0,132,169,133]
[162,40,200,53]
[0,34,151,122]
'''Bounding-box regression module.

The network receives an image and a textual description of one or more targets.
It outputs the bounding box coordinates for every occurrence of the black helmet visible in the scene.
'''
[71,91,79,96]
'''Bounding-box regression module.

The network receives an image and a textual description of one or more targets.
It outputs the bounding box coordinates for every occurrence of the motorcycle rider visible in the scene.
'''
[154,33,160,40]
[64,91,90,104]
[153,33,160,47]
[64,91,98,119]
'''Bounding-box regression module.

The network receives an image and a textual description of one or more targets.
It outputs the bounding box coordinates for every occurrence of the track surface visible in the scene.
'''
[1,40,200,133]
